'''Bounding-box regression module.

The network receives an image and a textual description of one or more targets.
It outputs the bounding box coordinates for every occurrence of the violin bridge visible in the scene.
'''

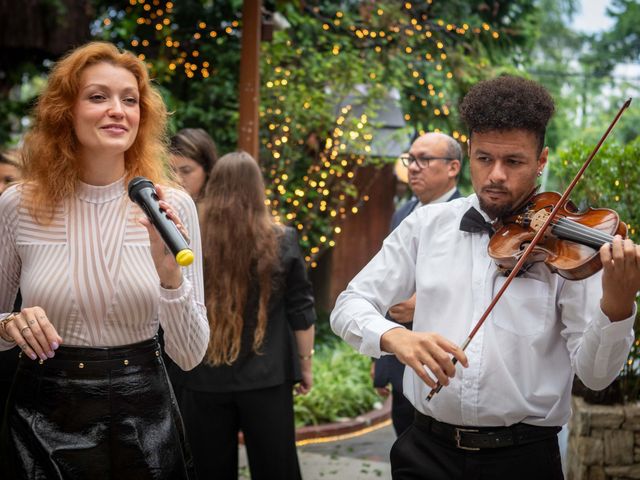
[530,210,551,232]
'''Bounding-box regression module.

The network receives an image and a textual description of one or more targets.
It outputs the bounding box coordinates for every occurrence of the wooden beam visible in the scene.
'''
[237,0,261,160]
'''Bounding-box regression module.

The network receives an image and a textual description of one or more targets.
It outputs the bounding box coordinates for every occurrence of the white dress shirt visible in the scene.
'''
[331,193,634,427]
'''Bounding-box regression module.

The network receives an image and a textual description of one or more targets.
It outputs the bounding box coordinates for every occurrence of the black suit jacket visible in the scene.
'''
[169,226,316,393]
[373,189,462,393]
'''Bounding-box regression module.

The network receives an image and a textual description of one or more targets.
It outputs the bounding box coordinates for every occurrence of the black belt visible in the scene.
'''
[414,411,561,451]
[17,337,161,373]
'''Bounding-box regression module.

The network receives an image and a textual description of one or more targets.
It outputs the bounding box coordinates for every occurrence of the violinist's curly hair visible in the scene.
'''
[459,75,555,153]
[22,41,170,222]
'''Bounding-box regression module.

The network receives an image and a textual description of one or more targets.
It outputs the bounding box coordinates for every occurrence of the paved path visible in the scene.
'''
[239,421,396,479]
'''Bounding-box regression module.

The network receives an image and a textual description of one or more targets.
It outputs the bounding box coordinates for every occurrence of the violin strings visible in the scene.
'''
[549,217,615,247]
[553,217,615,242]
[552,219,614,244]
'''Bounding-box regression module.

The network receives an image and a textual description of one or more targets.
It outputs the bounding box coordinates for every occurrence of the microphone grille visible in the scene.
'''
[127,176,154,201]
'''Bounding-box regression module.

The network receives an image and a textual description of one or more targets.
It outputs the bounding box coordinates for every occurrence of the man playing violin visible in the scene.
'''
[331,75,639,480]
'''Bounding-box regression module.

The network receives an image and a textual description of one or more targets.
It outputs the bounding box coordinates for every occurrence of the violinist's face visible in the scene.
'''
[469,129,547,219]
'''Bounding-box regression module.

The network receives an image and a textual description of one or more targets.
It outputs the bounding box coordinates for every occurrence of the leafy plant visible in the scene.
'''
[293,317,380,427]
[552,135,640,404]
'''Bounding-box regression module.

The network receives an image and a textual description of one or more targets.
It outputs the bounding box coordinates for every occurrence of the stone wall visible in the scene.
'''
[568,396,640,480]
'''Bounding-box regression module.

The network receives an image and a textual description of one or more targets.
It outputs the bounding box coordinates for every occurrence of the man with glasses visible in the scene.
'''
[332,76,638,479]
[373,132,462,436]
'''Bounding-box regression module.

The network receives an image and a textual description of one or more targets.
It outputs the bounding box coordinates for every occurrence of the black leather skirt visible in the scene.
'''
[0,338,196,480]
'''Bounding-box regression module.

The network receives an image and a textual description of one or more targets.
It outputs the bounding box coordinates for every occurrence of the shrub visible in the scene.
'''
[552,136,640,404]
[294,319,380,427]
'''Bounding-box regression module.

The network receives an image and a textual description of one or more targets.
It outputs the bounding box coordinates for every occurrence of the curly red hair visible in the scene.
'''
[22,41,171,222]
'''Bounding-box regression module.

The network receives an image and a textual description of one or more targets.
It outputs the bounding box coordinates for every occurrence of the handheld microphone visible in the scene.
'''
[127,176,194,267]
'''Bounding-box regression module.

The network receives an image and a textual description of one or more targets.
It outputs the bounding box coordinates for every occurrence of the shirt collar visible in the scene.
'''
[75,176,127,204]
[418,186,458,208]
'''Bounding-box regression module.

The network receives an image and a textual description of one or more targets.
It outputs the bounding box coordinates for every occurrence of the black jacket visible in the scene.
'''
[170,226,316,392]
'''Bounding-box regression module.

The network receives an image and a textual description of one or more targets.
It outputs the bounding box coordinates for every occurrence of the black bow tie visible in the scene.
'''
[459,207,494,236]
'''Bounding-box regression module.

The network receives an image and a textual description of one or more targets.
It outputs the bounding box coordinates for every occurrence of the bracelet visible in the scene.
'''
[298,348,314,360]
[0,313,18,343]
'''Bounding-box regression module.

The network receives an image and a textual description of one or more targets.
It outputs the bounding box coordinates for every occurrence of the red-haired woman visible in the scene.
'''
[172,151,316,480]
[0,42,208,479]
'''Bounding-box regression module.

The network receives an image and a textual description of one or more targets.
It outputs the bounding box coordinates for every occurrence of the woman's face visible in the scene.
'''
[0,162,21,196]
[171,155,206,199]
[72,62,140,162]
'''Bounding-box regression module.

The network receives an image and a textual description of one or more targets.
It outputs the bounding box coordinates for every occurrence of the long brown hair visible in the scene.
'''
[22,41,170,222]
[200,151,280,365]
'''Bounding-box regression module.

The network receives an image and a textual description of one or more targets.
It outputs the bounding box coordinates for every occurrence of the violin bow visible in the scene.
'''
[427,98,632,401]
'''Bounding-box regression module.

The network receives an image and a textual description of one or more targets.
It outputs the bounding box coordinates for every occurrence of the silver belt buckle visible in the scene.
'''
[455,427,481,451]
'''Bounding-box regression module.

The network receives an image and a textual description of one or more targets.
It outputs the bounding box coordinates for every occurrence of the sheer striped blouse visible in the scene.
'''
[0,178,209,370]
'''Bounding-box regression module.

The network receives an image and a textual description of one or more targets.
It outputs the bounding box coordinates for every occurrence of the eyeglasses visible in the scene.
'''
[400,153,456,170]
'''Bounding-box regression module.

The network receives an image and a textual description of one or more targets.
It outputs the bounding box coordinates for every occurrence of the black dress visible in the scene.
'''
[169,227,316,480]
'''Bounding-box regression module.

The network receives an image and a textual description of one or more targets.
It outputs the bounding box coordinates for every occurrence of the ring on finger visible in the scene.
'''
[20,326,30,335]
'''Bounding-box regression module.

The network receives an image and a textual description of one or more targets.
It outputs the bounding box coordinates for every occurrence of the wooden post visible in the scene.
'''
[237,0,261,160]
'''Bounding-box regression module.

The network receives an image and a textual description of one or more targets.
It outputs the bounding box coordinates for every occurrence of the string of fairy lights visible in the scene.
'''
[101,0,502,267]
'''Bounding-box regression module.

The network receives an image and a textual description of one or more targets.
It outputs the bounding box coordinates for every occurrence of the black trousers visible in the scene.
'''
[391,391,414,437]
[390,419,564,480]
[178,382,301,480]
[0,338,195,480]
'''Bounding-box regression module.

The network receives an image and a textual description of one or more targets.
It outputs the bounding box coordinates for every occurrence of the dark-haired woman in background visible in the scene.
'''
[173,151,316,480]
[0,150,21,196]
[170,128,218,201]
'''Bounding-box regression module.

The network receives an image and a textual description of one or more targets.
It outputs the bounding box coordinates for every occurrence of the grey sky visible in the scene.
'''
[572,0,614,33]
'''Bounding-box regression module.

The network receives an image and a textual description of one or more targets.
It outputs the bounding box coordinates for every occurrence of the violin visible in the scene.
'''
[489,191,627,280]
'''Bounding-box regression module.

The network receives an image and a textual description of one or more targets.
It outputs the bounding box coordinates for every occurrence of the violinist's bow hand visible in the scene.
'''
[380,328,468,390]
[600,235,640,322]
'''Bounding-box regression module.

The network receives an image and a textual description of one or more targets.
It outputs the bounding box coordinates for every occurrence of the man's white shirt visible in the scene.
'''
[331,193,634,427]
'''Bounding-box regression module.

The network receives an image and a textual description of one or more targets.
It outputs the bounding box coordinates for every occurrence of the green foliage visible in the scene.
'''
[256,0,539,262]
[590,0,640,73]
[0,0,551,262]
[552,136,640,403]
[92,0,243,151]
[85,0,543,263]
[553,137,640,241]
[294,322,379,427]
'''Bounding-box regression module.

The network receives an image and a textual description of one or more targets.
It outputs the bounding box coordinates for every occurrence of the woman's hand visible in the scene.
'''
[139,184,189,289]
[295,359,313,395]
[2,307,63,361]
